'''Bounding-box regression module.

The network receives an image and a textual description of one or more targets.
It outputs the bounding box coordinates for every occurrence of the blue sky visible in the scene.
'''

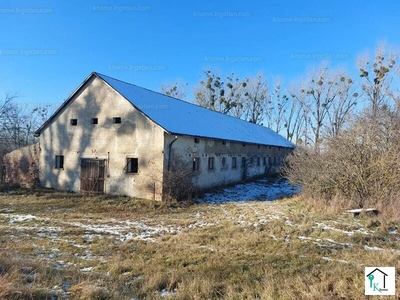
[1,0,399,107]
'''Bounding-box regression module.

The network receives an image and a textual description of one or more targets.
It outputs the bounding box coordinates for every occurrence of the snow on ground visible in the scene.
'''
[9,214,38,223]
[0,210,218,245]
[322,257,349,264]
[198,177,300,204]
[2,177,398,274]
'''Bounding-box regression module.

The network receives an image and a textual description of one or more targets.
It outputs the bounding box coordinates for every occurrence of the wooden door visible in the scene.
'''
[80,159,105,194]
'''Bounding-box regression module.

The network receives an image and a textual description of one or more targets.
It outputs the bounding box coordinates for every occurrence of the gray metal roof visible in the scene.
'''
[36,72,294,148]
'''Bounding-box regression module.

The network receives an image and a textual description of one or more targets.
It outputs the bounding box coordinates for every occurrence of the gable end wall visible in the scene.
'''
[38,76,165,200]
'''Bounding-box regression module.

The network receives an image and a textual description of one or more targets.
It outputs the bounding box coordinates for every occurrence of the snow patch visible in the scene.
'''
[315,222,357,236]
[322,256,349,264]
[9,214,37,223]
[364,245,383,251]
[160,288,177,298]
[80,267,93,272]
[198,178,300,204]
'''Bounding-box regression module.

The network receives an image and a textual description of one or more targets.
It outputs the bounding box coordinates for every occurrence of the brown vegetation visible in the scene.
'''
[2,143,40,187]
[162,155,197,202]
[283,44,400,218]
[0,188,399,299]
[283,107,400,219]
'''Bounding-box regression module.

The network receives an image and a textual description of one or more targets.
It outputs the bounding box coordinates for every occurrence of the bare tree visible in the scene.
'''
[290,65,357,149]
[282,92,306,144]
[194,70,244,115]
[324,73,359,138]
[283,106,400,210]
[161,81,188,100]
[194,71,273,126]
[241,74,268,125]
[357,44,399,115]
[0,93,50,153]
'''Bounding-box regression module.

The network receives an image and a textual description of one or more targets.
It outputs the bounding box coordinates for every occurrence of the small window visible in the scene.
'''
[208,157,214,170]
[126,158,138,173]
[55,155,64,169]
[242,143,246,147]
[222,140,226,145]
[263,157,266,166]
[194,137,200,143]
[222,157,226,167]
[70,119,77,126]
[113,117,122,124]
[193,157,200,171]
[274,157,277,165]
[268,157,272,166]
[241,157,246,168]
[91,118,98,124]
[232,157,237,168]
[257,157,260,166]
[258,145,260,149]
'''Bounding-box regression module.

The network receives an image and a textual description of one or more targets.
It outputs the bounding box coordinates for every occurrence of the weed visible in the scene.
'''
[0,188,399,299]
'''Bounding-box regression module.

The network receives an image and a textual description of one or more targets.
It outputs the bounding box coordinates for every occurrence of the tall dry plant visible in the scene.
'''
[283,105,400,213]
[162,155,197,202]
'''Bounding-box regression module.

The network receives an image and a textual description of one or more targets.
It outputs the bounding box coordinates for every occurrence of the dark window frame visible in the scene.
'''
[70,119,77,126]
[55,155,64,169]
[232,157,237,169]
[221,157,226,167]
[113,117,122,124]
[194,137,200,143]
[193,157,200,171]
[91,118,98,125]
[126,158,139,174]
[208,157,215,170]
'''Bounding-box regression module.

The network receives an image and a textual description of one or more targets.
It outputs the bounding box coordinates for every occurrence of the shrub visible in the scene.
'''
[162,155,197,202]
[283,106,400,214]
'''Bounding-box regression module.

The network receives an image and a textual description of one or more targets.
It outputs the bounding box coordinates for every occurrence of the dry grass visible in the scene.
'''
[0,187,399,299]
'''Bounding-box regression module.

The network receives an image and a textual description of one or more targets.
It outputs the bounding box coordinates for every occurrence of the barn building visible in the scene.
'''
[33,72,294,200]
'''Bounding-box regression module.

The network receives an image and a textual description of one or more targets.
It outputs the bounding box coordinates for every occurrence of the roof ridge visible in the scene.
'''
[95,72,280,131]
[36,71,294,148]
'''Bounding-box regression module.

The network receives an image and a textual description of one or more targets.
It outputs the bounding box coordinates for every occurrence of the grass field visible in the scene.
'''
[0,186,399,299]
